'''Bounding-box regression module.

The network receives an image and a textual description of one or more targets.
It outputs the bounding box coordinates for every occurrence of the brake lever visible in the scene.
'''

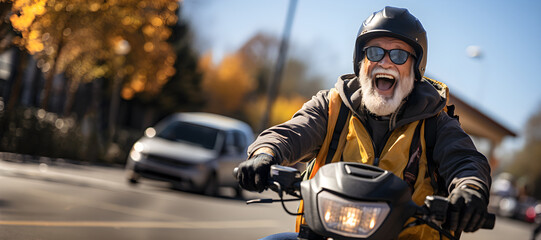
[233,165,301,197]
[423,195,496,230]
[424,195,448,226]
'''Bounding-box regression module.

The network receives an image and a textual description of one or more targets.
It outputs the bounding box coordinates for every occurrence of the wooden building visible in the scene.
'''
[449,93,516,171]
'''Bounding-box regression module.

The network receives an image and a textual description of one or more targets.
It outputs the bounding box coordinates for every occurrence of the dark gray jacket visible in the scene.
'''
[248,74,491,196]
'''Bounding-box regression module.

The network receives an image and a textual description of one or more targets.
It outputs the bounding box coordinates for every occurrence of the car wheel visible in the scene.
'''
[235,185,243,199]
[202,173,219,196]
[126,170,140,185]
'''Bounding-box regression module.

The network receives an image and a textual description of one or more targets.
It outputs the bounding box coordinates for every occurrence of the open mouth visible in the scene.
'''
[375,74,396,91]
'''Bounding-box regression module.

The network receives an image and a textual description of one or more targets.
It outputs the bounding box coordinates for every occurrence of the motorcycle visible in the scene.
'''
[236,162,495,240]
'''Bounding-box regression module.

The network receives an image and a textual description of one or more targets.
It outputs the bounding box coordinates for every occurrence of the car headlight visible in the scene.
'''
[130,142,145,161]
[318,191,390,238]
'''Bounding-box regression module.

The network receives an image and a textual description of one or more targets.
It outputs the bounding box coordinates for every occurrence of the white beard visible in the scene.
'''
[359,64,415,116]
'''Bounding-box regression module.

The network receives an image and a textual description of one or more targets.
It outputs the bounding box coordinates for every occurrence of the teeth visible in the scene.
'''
[375,74,395,80]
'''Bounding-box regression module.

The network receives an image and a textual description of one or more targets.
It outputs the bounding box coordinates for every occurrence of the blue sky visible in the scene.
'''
[181,0,541,139]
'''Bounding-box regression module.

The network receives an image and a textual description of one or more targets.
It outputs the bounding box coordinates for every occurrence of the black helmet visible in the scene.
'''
[353,6,427,80]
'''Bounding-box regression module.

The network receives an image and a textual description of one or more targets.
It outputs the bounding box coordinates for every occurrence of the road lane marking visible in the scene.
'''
[22,185,190,221]
[0,220,281,229]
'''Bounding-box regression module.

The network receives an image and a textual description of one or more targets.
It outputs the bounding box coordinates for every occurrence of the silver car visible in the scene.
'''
[125,112,254,197]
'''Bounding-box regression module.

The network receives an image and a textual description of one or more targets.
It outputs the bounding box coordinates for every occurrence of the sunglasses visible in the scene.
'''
[363,46,416,65]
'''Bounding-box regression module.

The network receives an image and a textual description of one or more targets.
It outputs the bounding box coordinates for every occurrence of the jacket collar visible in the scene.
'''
[335,74,446,130]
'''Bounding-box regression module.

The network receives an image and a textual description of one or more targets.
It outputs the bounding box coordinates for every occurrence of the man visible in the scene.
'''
[236,6,491,239]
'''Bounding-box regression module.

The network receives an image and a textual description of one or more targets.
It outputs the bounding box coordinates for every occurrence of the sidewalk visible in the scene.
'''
[0,152,127,190]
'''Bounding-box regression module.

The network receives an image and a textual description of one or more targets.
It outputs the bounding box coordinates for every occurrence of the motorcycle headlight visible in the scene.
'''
[318,191,390,238]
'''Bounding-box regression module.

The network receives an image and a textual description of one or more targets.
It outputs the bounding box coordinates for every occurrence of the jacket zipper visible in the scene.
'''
[375,100,407,166]
[373,130,392,167]
[357,103,401,167]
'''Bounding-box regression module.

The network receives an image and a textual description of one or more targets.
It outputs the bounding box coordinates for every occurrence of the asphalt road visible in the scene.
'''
[0,157,537,240]
[0,157,298,240]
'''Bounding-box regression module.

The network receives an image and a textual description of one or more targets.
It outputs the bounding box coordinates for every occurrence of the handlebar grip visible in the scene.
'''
[481,213,495,229]
[233,167,275,192]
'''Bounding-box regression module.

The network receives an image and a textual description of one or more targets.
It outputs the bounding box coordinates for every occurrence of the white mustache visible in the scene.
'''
[371,67,399,80]
[359,64,414,116]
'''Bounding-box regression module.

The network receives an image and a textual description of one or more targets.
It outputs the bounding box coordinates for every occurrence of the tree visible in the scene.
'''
[244,94,307,128]
[198,51,256,115]
[0,1,15,53]
[196,32,324,129]
[507,103,541,198]
[8,0,178,113]
[280,58,325,99]
[0,1,34,146]
[2,0,183,162]
[129,17,205,127]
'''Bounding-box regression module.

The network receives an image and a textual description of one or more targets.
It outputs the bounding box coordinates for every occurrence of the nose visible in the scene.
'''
[377,53,393,68]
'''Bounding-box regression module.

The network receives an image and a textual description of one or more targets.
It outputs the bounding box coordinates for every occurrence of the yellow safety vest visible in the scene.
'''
[295,87,445,239]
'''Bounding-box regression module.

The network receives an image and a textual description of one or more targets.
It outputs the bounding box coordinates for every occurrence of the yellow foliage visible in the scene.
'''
[270,95,307,126]
[198,49,309,128]
[200,52,256,113]
[26,29,44,53]
[243,96,266,128]
[150,16,163,27]
[10,0,47,30]
[88,2,100,12]
[9,0,179,100]
[142,25,155,36]
[198,52,213,73]
[121,87,134,100]
[243,95,308,130]
[143,42,154,52]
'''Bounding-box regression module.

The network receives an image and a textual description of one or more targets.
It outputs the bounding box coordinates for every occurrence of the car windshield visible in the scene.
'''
[157,121,220,150]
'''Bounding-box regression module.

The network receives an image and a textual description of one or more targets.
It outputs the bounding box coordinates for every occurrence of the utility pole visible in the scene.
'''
[258,0,298,133]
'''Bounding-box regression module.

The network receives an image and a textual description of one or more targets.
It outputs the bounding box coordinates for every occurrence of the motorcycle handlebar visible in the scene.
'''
[424,195,495,230]
[234,166,496,230]
[482,213,496,229]
[233,166,301,194]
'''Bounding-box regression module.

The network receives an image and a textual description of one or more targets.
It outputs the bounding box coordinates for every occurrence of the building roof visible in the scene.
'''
[448,93,516,145]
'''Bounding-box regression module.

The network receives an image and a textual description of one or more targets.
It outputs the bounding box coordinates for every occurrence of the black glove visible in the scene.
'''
[445,183,488,233]
[236,153,279,192]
